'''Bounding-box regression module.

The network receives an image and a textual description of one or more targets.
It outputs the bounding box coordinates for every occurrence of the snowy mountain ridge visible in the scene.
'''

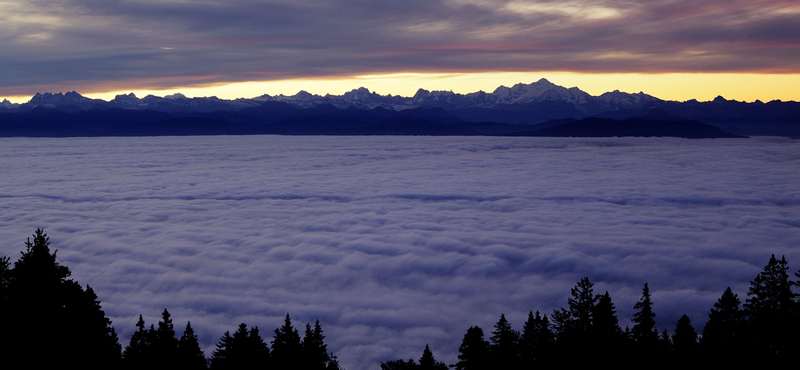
[2,79,662,113]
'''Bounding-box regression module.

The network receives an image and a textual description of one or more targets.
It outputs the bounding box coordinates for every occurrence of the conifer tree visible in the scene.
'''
[593,291,622,339]
[178,322,208,370]
[156,309,177,341]
[245,326,270,367]
[631,283,658,357]
[302,320,330,370]
[380,359,417,370]
[152,308,180,367]
[326,355,343,370]
[210,323,270,370]
[7,229,121,368]
[657,329,672,361]
[124,315,151,368]
[550,308,569,339]
[0,255,10,312]
[272,314,302,370]
[743,255,798,363]
[568,277,596,333]
[745,255,795,315]
[71,285,123,365]
[455,326,489,370]
[0,255,11,355]
[552,277,597,341]
[553,277,598,352]
[488,314,520,370]
[232,323,251,361]
[211,330,234,369]
[551,277,599,365]
[700,286,743,362]
[519,311,554,369]
[418,344,448,370]
[672,314,698,362]
[519,311,536,364]
[591,291,625,363]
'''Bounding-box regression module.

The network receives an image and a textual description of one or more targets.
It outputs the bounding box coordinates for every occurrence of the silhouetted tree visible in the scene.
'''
[272,314,302,370]
[700,287,744,364]
[657,329,672,362]
[211,330,234,369]
[455,326,489,370]
[519,311,554,368]
[232,324,252,364]
[700,287,744,350]
[124,315,151,368]
[593,292,622,339]
[379,344,447,370]
[0,255,10,309]
[211,323,269,370]
[551,277,600,365]
[178,322,208,370]
[631,283,658,358]
[672,314,697,363]
[592,291,626,363]
[552,277,597,342]
[0,255,8,355]
[380,359,416,370]
[488,314,520,370]
[418,344,447,370]
[246,326,271,367]
[6,229,121,368]
[151,308,180,367]
[70,285,123,365]
[568,277,597,334]
[326,355,343,370]
[743,255,798,363]
[302,320,330,370]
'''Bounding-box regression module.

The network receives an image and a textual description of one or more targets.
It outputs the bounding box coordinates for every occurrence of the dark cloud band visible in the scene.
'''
[1,0,799,94]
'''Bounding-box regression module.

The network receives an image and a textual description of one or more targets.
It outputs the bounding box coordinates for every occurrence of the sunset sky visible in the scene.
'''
[2,0,799,102]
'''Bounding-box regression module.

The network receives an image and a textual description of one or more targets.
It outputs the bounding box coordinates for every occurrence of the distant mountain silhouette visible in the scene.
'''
[0,80,794,137]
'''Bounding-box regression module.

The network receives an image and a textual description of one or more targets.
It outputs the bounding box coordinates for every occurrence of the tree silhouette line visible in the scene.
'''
[122,309,341,370]
[397,254,799,369]
[1,229,799,369]
[0,230,341,370]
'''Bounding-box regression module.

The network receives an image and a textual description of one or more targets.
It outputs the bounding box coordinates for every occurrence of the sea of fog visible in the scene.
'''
[1,135,799,369]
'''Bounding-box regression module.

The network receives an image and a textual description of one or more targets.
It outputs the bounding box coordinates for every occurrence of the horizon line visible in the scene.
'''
[3,72,800,105]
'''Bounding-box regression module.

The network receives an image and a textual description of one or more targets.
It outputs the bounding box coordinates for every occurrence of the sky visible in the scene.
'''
[2,0,800,103]
[1,135,799,370]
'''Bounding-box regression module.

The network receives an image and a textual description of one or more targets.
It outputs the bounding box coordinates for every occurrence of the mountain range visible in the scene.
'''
[1,78,797,138]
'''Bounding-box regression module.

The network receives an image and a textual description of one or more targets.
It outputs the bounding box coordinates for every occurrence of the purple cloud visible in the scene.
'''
[1,0,799,95]
[1,135,799,369]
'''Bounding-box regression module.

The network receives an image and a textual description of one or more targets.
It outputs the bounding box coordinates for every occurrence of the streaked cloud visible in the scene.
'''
[501,0,626,20]
[0,0,798,96]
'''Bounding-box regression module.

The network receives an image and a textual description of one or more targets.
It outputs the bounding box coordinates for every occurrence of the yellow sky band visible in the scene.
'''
[3,72,799,104]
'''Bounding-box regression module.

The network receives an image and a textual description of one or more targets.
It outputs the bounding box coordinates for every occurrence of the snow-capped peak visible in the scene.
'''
[164,93,187,100]
[492,79,588,105]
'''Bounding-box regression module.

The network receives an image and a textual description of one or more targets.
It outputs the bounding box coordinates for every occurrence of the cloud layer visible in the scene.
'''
[1,0,799,95]
[1,135,799,369]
